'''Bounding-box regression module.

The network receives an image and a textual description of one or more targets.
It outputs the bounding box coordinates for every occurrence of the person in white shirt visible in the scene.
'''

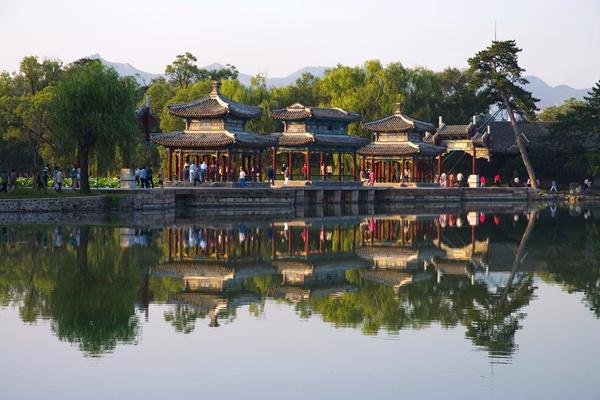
[239,168,247,188]
[200,161,208,183]
[189,163,196,185]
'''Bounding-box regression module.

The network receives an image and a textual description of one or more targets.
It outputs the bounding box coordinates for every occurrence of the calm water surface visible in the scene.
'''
[0,205,599,400]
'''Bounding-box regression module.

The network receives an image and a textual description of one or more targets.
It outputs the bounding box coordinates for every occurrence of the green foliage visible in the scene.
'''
[50,60,139,192]
[164,52,238,89]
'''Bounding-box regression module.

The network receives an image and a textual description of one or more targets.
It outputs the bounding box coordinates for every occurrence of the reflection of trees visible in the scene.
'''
[0,226,162,356]
[534,209,600,318]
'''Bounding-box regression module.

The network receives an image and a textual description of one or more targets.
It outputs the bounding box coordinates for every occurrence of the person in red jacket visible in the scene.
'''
[480,175,487,187]
[494,172,501,186]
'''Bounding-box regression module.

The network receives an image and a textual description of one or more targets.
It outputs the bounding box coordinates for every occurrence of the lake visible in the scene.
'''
[0,205,598,399]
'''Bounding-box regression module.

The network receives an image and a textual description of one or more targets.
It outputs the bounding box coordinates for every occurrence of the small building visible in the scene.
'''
[357,104,446,184]
[151,81,276,182]
[270,103,368,181]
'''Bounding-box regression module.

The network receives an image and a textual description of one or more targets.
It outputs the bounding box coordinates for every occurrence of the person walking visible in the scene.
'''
[439,172,447,187]
[8,169,17,192]
[139,166,147,189]
[158,167,165,188]
[301,162,309,181]
[550,180,558,193]
[267,165,275,186]
[134,168,140,187]
[584,178,592,193]
[55,168,63,192]
[513,176,520,187]
[147,167,154,188]
[480,175,486,187]
[494,172,501,186]
[189,162,196,185]
[368,169,375,186]
[239,168,247,188]
[456,172,464,187]
[320,162,326,181]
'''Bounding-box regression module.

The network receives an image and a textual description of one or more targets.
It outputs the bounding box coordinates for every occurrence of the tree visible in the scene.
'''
[165,52,201,88]
[0,57,62,186]
[51,60,138,193]
[468,40,540,188]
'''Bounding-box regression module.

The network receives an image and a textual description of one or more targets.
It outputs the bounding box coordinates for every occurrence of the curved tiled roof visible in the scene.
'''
[435,123,475,138]
[150,130,276,149]
[357,141,445,157]
[270,132,369,149]
[168,83,261,120]
[271,103,360,122]
[363,106,435,133]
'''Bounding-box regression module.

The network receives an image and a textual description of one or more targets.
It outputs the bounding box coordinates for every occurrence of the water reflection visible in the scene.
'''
[0,205,598,359]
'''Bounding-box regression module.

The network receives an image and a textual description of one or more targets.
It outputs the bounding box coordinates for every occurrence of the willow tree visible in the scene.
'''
[468,40,540,188]
[51,60,138,193]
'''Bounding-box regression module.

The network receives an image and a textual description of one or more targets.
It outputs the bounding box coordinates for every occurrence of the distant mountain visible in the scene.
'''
[90,55,590,108]
[202,63,327,87]
[523,75,590,108]
[88,54,161,85]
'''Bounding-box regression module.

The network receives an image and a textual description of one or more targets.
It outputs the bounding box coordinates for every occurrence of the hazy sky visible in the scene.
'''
[1,0,598,88]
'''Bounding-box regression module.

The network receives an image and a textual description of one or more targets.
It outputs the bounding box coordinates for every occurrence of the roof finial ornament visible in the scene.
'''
[394,102,402,115]
[210,80,220,96]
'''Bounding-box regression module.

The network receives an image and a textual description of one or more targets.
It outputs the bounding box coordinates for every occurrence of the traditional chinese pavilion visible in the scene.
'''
[425,115,491,180]
[151,81,276,182]
[357,104,445,183]
[269,103,369,181]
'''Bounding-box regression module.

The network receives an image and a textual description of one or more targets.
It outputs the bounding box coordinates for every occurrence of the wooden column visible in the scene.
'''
[352,152,357,181]
[271,147,276,180]
[288,152,293,180]
[320,152,324,180]
[472,144,477,175]
[258,150,262,182]
[178,151,185,181]
[168,148,173,181]
[338,153,342,181]
[226,150,231,182]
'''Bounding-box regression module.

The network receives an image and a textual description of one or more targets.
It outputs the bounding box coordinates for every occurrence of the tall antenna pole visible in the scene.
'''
[494,18,497,41]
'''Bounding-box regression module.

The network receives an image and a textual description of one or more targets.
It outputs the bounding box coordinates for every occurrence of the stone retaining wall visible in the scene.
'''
[375,187,532,204]
[0,195,107,213]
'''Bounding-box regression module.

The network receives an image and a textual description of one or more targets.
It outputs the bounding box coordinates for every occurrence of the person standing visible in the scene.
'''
[480,175,486,187]
[189,162,196,185]
[550,180,558,193]
[267,165,275,186]
[55,168,63,192]
[42,165,49,189]
[239,168,247,188]
[320,162,326,181]
[282,164,289,185]
[494,172,501,186]
[439,172,447,187]
[301,162,308,181]
[449,173,455,187]
[513,176,520,187]
[134,168,140,187]
[209,160,217,182]
[70,165,78,190]
[456,172,464,187]
[584,178,591,193]
[368,169,375,186]
[200,160,208,183]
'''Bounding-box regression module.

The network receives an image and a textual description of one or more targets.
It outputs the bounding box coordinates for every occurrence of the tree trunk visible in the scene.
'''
[500,90,538,189]
[500,209,537,305]
[78,141,91,193]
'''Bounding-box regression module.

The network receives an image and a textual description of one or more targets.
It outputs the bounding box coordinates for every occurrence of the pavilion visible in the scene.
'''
[357,104,446,184]
[151,81,276,182]
[269,103,369,181]
[425,115,491,184]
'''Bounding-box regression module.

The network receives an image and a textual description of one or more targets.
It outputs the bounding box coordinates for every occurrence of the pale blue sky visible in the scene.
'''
[1,0,598,88]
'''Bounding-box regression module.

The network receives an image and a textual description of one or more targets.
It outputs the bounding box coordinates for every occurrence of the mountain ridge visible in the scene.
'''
[89,54,590,108]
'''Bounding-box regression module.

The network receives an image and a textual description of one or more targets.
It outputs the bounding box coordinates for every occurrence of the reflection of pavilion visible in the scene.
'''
[170,292,259,327]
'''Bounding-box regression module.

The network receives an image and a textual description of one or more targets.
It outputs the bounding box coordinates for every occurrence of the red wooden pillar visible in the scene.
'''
[226,150,232,182]
[168,148,173,181]
[257,150,262,182]
[305,149,310,180]
[437,155,442,177]
[179,151,185,181]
